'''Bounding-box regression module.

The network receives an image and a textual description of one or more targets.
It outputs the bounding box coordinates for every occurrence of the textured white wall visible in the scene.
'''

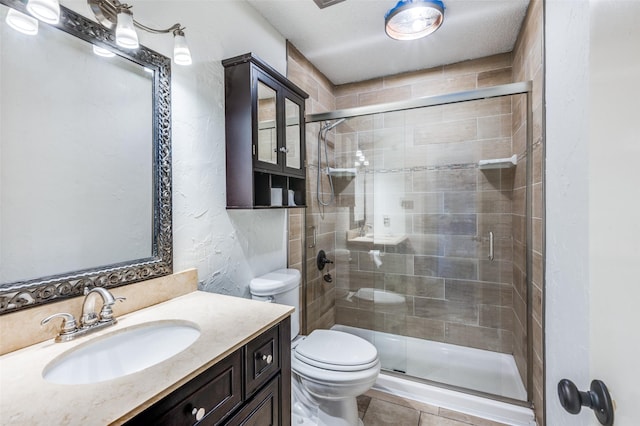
[545,1,591,424]
[588,1,640,424]
[547,1,640,424]
[59,1,291,297]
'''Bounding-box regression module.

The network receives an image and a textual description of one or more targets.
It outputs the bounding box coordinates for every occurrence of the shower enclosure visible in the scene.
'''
[305,82,533,404]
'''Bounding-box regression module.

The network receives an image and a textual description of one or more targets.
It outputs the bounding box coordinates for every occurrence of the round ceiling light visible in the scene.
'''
[385,0,445,41]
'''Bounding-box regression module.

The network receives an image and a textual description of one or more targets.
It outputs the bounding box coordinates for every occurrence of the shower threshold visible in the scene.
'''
[332,325,534,424]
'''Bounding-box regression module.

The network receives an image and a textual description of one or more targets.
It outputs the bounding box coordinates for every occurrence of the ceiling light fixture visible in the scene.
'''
[87,0,192,65]
[5,8,39,35]
[384,0,445,41]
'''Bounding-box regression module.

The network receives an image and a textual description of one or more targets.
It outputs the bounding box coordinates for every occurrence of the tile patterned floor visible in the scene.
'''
[358,390,510,426]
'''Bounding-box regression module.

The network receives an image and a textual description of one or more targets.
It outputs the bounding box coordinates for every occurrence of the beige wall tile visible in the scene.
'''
[383,314,446,342]
[384,274,445,299]
[445,322,513,353]
[446,279,513,307]
[412,74,477,98]
[479,304,514,330]
[358,85,412,107]
[443,53,512,76]
[414,297,479,325]
[478,67,513,87]
[383,66,444,88]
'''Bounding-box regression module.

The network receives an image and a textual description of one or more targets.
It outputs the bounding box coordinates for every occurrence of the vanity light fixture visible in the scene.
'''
[5,8,39,35]
[87,0,192,65]
[26,0,60,24]
[92,45,116,58]
[114,5,138,49]
[172,28,192,66]
[384,0,445,41]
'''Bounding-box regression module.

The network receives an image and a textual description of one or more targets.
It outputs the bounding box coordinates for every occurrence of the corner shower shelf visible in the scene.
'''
[327,167,357,178]
[478,154,517,170]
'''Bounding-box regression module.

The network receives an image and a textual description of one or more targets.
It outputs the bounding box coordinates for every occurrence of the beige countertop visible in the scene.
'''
[0,291,293,425]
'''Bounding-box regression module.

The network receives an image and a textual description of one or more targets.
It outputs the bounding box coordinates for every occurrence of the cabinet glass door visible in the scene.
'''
[284,98,301,170]
[257,81,278,165]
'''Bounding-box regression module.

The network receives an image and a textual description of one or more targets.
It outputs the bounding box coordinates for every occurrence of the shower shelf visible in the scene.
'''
[327,167,357,178]
[478,154,517,170]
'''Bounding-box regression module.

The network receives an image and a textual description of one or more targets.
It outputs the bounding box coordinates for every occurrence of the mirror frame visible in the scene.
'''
[0,0,173,314]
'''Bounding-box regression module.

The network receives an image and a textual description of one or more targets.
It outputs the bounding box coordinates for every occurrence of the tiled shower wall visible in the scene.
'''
[330,64,518,356]
[512,0,544,423]
[287,44,338,333]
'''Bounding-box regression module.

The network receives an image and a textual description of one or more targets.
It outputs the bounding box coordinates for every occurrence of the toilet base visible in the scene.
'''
[317,398,360,426]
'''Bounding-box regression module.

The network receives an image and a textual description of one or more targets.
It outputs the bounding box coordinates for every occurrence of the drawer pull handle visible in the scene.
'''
[192,407,206,421]
[261,354,273,364]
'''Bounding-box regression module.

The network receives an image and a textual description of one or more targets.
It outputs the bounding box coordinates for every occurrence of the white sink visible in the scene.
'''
[42,320,200,385]
[348,233,408,246]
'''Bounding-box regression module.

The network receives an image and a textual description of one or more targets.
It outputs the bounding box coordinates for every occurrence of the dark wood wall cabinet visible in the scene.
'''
[223,53,309,209]
[125,317,291,426]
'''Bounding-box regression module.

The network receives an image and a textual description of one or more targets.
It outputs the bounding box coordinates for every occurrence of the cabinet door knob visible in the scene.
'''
[261,354,273,364]
[192,407,206,421]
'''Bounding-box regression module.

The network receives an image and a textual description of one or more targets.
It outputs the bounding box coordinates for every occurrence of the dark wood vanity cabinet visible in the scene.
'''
[223,53,308,209]
[125,317,291,426]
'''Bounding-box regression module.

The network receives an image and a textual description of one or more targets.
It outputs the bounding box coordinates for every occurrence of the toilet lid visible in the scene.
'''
[294,330,378,371]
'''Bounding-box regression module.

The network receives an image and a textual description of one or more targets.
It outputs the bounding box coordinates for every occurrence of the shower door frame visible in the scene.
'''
[305,81,535,406]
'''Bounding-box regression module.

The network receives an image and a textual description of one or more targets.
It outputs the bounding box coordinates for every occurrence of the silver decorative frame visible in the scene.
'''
[0,0,173,314]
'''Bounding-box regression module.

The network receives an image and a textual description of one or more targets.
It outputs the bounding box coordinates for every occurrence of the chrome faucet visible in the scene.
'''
[81,286,119,327]
[359,222,373,237]
[41,286,125,342]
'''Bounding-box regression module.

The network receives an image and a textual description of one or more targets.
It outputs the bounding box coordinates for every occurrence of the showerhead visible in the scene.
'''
[322,118,346,132]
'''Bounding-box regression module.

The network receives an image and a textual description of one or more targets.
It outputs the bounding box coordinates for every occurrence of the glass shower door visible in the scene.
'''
[332,94,528,402]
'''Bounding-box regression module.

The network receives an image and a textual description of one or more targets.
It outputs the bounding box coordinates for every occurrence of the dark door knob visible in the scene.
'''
[558,379,614,425]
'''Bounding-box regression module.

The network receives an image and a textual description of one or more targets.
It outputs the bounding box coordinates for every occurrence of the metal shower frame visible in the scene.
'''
[303,80,535,407]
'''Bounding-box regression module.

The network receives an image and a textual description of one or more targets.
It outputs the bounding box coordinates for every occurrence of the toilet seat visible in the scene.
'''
[293,330,378,372]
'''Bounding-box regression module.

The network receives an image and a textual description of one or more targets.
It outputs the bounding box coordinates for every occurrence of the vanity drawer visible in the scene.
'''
[126,350,243,426]
[244,324,280,398]
[224,375,280,426]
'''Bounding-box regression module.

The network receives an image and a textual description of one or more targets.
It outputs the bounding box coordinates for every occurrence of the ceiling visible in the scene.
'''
[246,0,530,85]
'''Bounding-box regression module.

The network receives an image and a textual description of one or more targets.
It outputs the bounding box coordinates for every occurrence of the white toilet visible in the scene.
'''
[250,268,380,426]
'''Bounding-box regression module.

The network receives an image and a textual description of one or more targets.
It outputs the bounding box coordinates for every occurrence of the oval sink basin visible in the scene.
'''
[43,320,200,385]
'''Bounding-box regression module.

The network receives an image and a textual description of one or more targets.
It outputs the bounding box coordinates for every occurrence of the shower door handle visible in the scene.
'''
[309,226,316,248]
[488,231,494,261]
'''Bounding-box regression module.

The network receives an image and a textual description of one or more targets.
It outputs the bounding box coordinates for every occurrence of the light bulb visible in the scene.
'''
[115,8,139,49]
[354,161,360,167]
[5,9,39,35]
[92,45,115,58]
[356,150,363,157]
[364,161,370,166]
[173,29,192,66]
[26,0,60,24]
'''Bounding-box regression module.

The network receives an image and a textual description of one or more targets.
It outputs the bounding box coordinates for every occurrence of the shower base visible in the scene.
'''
[332,325,534,424]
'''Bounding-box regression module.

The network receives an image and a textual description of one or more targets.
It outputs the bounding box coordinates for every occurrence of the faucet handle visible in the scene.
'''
[41,313,78,336]
[99,297,126,322]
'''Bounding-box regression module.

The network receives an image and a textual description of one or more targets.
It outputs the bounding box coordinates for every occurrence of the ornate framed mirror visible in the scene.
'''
[0,0,172,314]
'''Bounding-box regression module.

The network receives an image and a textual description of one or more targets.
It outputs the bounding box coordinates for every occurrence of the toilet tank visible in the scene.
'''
[250,268,300,339]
